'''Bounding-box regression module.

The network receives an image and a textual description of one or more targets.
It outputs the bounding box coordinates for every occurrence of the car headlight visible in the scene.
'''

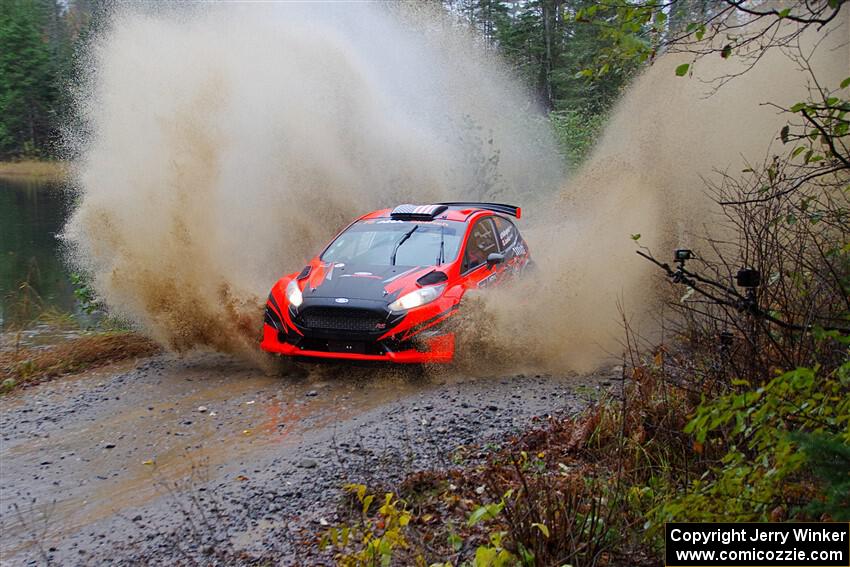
[388,284,445,313]
[285,279,303,308]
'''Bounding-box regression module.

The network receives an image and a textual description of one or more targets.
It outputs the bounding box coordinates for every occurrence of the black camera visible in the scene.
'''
[736,268,761,288]
[674,249,693,262]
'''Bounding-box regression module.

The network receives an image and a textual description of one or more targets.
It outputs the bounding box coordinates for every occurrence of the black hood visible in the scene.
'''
[305,263,427,302]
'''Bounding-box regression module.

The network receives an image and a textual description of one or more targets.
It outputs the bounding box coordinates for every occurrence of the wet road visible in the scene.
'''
[0,353,613,565]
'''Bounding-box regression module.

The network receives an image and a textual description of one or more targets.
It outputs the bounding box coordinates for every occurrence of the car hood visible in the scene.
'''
[302,262,438,303]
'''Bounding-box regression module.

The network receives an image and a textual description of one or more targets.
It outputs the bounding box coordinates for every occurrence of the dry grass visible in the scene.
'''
[0,332,160,393]
[0,160,67,181]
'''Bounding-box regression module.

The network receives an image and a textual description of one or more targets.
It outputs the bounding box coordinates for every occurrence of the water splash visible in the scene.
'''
[64,4,847,371]
[63,3,563,361]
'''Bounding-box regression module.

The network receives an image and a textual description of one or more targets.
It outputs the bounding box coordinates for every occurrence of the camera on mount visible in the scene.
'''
[673,250,693,282]
[736,268,761,289]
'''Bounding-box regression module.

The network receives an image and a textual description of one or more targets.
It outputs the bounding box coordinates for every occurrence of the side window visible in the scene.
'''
[492,216,518,251]
[462,218,498,273]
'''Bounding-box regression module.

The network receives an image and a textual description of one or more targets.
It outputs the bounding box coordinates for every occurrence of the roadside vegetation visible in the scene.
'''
[318,1,850,565]
[1,331,160,393]
[1,271,158,394]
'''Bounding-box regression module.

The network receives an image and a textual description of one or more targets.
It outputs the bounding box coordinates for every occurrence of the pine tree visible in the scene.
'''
[0,0,63,157]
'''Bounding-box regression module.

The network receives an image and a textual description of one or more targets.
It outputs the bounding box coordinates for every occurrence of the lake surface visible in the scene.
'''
[0,176,78,328]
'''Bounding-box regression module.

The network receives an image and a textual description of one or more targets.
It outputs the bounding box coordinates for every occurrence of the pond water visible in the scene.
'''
[0,176,78,329]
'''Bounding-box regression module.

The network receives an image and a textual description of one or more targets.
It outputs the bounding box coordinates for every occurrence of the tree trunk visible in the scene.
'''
[541,0,555,109]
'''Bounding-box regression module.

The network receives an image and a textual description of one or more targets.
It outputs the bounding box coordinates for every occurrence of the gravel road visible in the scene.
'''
[0,353,616,565]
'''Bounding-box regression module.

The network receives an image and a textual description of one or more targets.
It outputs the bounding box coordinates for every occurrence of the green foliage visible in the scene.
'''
[549,109,605,166]
[784,77,850,168]
[467,489,512,528]
[436,489,524,567]
[573,1,661,80]
[324,483,528,566]
[794,431,850,520]
[70,271,100,315]
[321,483,416,567]
[454,0,638,114]
[0,0,93,158]
[469,529,517,567]
[441,3,632,181]
[0,1,61,157]
[662,360,850,522]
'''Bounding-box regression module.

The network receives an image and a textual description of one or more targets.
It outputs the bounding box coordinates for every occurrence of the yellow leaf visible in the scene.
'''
[362,494,375,515]
[532,522,550,538]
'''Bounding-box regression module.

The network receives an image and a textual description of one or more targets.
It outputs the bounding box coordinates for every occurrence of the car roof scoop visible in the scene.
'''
[390,204,449,220]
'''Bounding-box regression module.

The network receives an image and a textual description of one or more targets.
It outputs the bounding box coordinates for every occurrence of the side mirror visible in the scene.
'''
[486,253,505,268]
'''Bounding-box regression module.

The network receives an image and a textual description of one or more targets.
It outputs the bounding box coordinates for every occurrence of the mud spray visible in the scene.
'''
[64,4,849,372]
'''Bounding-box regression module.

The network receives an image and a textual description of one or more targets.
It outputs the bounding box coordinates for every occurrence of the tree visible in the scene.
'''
[440,0,637,113]
[0,0,94,158]
[0,1,65,157]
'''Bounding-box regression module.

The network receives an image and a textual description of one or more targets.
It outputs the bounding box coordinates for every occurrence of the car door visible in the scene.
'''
[491,215,529,280]
[458,217,504,290]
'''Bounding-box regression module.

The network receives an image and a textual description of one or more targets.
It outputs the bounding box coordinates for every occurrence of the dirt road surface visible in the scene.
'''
[0,353,615,565]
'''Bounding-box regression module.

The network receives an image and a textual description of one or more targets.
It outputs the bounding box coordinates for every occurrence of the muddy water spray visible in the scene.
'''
[475,13,849,373]
[65,5,848,370]
[63,3,562,361]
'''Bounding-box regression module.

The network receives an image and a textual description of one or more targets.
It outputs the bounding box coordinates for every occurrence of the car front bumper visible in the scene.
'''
[259,324,455,363]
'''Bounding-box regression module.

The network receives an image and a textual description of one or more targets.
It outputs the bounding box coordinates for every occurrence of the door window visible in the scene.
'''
[492,216,518,251]
[462,218,498,273]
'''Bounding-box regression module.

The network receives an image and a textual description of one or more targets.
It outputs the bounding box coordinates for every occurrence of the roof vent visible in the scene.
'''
[390,204,448,220]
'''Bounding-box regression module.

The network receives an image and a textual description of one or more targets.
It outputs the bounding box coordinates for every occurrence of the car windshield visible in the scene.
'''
[321,219,465,267]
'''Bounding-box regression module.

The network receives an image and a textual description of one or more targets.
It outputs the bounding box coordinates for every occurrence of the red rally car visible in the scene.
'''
[260,202,531,363]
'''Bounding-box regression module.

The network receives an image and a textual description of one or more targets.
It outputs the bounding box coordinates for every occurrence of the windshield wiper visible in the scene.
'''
[437,223,445,265]
[390,225,419,266]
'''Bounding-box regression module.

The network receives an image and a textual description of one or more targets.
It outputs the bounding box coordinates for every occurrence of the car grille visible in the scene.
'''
[299,307,385,333]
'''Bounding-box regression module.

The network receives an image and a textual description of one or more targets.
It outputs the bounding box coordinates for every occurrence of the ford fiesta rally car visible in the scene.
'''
[260,202,530,363]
